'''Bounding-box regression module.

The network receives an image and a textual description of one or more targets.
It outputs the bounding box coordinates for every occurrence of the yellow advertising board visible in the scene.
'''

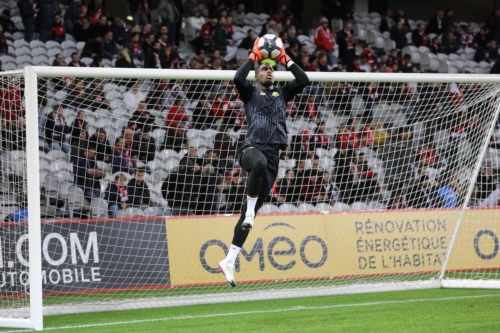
[165,210,464,286]
[448,209,500,271]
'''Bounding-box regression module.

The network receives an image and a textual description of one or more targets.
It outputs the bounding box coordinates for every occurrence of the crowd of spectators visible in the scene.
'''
[1,1,500,220]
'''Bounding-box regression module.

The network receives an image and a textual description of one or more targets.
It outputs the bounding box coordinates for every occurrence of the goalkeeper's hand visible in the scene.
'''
[248,37,263,62]
[274,39,293,67]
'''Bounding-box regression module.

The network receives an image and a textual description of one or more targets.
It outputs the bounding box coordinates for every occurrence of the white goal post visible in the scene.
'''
[1,66,500,330]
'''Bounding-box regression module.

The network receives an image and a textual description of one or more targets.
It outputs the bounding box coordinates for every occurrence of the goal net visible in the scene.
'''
[2,66,500,329]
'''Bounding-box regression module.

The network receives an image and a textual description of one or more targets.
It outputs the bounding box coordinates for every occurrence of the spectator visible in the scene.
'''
[128,102,154,133]
[36,0,54,42]
[72,144,105,199]
[88,127,112,162]
[314,17,335,67]
[127,166,152,210]
[277,169,299,205]
[290,130,313,160]
[214,177,229,212]
[83,80,110,110]
[426,10,444,35]
[70,124,88,157]
[101,30,119,60]
[300,169,323,205]
[124,33,143,60]
[0,10,16,34]
[443,30,460,54]
[226,172,246,213]
[123,80,146,112]
[73,17,92,42]
[317,53,329,72]
[64,0,82,35]
[87,0,105,23]
[165,98,188,129]
[129,0,150,26]
[390,21,408,50]
[381,126,416,201]
[162,157,198,215]
[336,120,359,150]
[228,3,245,27]
[131,128,156,162]
[481,183,500,207]
[163,124,188,152]
[186,7,206,43]
[380,9,394,33]
[111,18,126,45]
[197,17,217,52]
[115,48,137,68]
[474,40,499,63]
[431,35,446,54]
[474,28,488,49]
[5,116,26,151]
[213,17,237,62]
[311,121,330,151]
[104,173,130,217]
[141,33,155,55]
[111,137,135,174]
[320,170,338,204]
[287,25,298,46]
[62,80,87,110]
[70,110,89,143]
[442,8,457,32]
[160,45,180,68]
[0,25,8,56]
[476,167,496,200]
[18,0,37,42]
[157,0,180,46]
[337,22,357,64]
[461,25,474,49]
[412,23,429,47]
[52,14,66,43]
[158,33,170,48]
[186,146,204,171]
[284,40,300,65]
[436,177,457,208]
[359,55,372,72]
[91,15,109,40]
[406,175,441,208]
[398,54,414,73]
[393,9,411,32]
[45,105,71,153]
[68,52,87,67]
[144,41,162,68]
[214,126,236,159]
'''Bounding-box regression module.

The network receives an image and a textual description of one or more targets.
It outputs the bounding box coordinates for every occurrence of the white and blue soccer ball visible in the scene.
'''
[258,34,283,59]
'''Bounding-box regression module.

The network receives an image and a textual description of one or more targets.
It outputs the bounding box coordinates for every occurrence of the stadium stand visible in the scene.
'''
[0,0,499,220]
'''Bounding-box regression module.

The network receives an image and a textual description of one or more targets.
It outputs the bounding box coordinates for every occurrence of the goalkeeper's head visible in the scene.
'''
[255,59,276,88]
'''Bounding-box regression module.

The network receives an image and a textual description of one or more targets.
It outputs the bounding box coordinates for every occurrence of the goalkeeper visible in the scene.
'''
[218,37,310,287]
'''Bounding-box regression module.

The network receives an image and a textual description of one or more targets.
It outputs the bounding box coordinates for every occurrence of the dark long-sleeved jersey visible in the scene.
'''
[234,60,310,151]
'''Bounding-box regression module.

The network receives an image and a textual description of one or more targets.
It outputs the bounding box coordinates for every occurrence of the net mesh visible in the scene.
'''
[2,70,500,318]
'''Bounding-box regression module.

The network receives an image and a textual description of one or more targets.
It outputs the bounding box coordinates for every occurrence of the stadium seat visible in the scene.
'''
[278,203,298,213]
[351,202,369,211]
[298,203,316,212]
[315,203,334,212]
[164,158,180,172]
[259,204,279,214]
[47,150,70,163]
[67,185,87,212]
[143,206,164,216]
[368,201,387,210]
[47,48,62,57]
[157,149,179,162]
[81,57,94,66]
[91,198,108,217]
[29,40,45,49]
[277,167,286,178]
[332,202,351,211]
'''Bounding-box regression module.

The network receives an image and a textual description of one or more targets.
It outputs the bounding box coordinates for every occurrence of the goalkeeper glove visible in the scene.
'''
[248,37,263,62]
[274,39,294,67]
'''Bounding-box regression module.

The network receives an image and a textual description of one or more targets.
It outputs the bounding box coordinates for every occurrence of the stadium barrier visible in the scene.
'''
[1,209,499,295]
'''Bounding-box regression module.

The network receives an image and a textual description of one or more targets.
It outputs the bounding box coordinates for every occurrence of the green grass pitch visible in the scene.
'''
[2,289,500,332]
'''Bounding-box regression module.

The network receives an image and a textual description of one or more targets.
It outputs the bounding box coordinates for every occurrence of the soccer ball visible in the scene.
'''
[258,34,283,59]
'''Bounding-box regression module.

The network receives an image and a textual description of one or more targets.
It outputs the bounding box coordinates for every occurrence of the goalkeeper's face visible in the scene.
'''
[256,64,274,88]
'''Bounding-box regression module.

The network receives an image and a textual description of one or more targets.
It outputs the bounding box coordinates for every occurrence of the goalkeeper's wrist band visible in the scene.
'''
[286,60,295,68]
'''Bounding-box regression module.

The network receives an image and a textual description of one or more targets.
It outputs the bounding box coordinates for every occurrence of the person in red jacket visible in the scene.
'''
[0,78,23,122]
[314,17,336,67]
[166,99,189,128]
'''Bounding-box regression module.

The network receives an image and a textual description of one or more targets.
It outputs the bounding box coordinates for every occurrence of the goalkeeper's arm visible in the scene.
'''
[234,37,264,102]
[275,43,310,100]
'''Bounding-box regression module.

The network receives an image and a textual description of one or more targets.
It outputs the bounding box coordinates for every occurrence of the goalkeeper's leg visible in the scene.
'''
[219,147,275,286]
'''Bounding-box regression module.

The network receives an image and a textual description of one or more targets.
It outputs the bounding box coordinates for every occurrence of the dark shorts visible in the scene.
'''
[236,143,280,189]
